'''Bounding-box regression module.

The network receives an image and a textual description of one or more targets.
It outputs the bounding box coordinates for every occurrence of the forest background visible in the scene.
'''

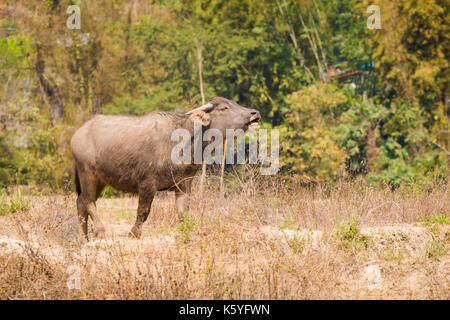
[0,0,448,192]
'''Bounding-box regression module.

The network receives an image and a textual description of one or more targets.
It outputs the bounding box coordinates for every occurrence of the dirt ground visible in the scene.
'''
[0,181,448,299]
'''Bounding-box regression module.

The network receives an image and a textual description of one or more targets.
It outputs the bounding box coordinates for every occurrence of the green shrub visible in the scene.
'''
[423,214,449,226]
[336,216,371,251]
[423,214,449,236]
[278,215,297,230]
[101,186,123,199]
[288,235,307,254]
[426,241,448,261]
[177,213,199,244]
[0,194,30,216]
[383,249,404,261]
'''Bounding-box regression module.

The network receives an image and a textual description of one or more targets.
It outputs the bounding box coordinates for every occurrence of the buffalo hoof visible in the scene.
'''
[78,234,89,244]
[95,227,106,238]
[128,230,141,239]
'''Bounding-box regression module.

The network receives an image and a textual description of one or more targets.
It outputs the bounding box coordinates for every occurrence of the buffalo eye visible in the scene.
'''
[217,104,230,111]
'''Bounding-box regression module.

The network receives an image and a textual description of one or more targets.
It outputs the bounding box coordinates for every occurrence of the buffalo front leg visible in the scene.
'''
[129,191,154,239]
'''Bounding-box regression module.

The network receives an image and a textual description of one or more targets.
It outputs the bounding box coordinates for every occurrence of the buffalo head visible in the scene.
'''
[186,97,261,134]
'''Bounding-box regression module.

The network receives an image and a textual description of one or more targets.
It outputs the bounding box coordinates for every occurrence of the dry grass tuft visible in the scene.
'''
[0,178,448,299]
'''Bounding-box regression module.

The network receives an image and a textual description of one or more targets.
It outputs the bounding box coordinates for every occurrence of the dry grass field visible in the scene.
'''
[0,178,448,299]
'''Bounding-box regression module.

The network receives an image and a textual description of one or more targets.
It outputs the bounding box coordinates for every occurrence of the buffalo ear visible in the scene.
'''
[189,110,211,126]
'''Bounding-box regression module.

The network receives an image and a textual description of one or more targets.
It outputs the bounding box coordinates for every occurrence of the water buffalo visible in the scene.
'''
[70,97,260,240]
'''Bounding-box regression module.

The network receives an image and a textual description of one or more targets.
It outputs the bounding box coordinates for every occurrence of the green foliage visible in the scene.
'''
[335,99,387,174]
[278,215,298,230]
[325,0,372,71]
[280,83,348,181]
[0,193,30,216]
[426,241,448,261]
[0,0,448,190]
[0,34,33,80]
[0,100,67,189]
[423,214,449,226]
[337,216,360,242]
[280,82,447,185]
[101,186,123,199]
[383,249,404,261]
[361,0,448,109]
[422,214,449,236]
[336,216,371,251]
[288,235,307,254]
[8,196,30,214]
[177,213,199,244]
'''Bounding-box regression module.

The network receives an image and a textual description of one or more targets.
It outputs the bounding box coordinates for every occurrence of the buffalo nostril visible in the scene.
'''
[250,109,260,116]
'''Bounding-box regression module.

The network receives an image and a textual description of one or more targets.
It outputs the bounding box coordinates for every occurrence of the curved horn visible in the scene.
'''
[185,103,214,115]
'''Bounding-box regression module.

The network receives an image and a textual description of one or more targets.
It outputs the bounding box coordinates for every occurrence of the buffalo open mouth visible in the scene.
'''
[246,115,261,130]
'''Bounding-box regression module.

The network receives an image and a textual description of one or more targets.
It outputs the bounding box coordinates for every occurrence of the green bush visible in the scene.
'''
[0,193,30,216]
[177,213,199,244]
[426,241,448,261]
[336,216,371,251]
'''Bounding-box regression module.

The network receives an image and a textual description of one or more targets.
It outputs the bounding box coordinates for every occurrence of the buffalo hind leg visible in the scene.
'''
[76,170,106,240]
[129,189,154,239]
[76,196,89,240]
[90,181,106,237]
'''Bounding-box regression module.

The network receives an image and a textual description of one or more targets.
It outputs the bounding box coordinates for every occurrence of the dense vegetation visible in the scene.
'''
[0,0,448,191]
